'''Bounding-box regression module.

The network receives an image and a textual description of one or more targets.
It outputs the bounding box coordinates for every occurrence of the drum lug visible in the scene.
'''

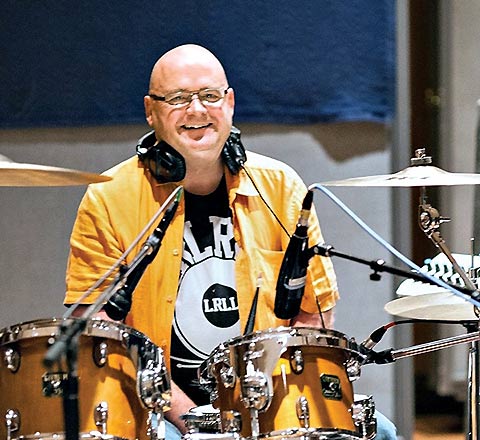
[93,340,108,367]
[94,401,108,435]
[3,347,20,373]
[290,349,304,374]
[220,365,236,389]
[295,396,310,428]
[5,409,20,440]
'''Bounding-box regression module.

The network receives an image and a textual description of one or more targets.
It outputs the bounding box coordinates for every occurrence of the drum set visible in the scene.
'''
[2,150,480,440]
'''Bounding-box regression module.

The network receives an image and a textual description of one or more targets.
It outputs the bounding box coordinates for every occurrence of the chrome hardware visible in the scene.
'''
[93,340,108,367]
[3,347,20,373]
[94,401,108,435]
[240,361,269,411]
[351,395,377,439]
[220,365,236,389]
[147,410,165,440]
[5,409,20,440]
[249,408,260,439]
[220,410,242,433]
[290,349,304,374]
[346,357,362,381]
[138,358,171,412]
[42,371,67,397]
[295,396,310,428]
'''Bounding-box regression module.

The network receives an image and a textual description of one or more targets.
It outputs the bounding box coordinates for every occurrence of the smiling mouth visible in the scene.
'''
[182,123,212,130]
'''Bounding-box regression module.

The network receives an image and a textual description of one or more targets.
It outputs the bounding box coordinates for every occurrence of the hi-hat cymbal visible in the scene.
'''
[385,292,478,321]
[320,165,480,187]
[0,156,111,187]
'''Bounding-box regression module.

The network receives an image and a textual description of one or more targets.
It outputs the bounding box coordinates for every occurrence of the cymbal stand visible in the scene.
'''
[418,187,478,294]
[416,176,480,439]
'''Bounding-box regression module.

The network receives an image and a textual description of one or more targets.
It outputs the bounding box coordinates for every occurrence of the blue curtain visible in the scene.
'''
[0,0,395,128]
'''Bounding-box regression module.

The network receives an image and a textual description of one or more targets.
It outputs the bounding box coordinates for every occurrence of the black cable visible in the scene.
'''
[241,165,291,238]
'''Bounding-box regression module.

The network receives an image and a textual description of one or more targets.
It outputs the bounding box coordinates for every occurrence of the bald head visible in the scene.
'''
[149,44,228,92]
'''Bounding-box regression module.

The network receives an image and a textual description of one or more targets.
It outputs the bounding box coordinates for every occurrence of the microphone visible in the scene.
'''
[274,190,313,319]
[103,191,181,320]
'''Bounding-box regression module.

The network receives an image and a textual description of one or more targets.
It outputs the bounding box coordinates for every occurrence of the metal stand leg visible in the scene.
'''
[467,323,480,440]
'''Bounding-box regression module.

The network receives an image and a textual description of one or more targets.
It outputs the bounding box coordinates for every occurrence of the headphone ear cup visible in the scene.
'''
[222,126,247,175]
[136,131,186,183]
[144,142,186,183]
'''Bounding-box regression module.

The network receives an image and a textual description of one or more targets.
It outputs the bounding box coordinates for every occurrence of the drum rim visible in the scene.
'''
[255,427,363,439]
[227,326,362,354]
[0,317,148,345]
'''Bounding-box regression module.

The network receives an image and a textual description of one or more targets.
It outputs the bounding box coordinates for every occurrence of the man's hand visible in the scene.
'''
[290,308,335,329]
[165,381,196,434]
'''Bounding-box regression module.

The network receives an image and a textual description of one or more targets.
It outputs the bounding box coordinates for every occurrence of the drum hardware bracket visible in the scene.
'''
[42,371,68,397]
[290,349,304,374]
[5,409,20,440]
[92,340,108,368]
[350,396,377,440]
[94,401,108,435]
[3,347,20,373]
[220,365,236,389]
[240,364,269,411]
[295,396,310,428]
[137,358,172,412]
[220,410,242,433]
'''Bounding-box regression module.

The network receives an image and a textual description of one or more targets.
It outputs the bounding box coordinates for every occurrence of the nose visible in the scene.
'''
[186,94,207,113]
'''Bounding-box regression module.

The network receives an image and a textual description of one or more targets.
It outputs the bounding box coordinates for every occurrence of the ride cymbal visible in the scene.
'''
[0,156,111,187]
[385,292,478,321]
[320,165,480,187]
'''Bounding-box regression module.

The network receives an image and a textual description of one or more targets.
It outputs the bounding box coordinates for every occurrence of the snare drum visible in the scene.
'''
[0,318,170,440]
[204,327,367,439]
[181,404,221,433]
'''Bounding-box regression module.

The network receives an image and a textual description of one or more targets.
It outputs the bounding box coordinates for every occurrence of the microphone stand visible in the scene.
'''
[43,186,183,440]
[309,243,480,301]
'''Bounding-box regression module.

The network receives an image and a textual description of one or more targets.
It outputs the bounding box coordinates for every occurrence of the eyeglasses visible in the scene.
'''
[149,87,229,107]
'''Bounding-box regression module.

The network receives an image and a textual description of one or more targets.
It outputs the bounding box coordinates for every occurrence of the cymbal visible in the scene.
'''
[320,165,480,187]
[0,156,111,187]
[385,292,478,321]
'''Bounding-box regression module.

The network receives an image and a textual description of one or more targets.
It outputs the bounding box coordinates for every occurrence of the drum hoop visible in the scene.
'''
[263,427,362,439]
[227,326,361,355]
[0,317,146,345]
[0,317,164,375]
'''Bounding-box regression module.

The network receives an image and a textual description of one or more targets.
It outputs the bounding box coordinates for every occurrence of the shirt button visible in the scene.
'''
[172,249,179,256]
[166,297,173,303]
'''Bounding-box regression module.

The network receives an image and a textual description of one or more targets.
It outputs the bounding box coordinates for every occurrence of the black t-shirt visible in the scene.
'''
[170,177,240,405]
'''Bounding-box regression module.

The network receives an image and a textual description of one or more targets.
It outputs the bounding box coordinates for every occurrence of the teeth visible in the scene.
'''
[184,124,210,129]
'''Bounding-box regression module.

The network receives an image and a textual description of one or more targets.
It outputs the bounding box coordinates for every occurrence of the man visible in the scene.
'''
[65,44,395,439]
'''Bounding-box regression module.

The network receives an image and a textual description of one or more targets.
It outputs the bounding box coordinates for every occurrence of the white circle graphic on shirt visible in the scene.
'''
[174,257,240,356]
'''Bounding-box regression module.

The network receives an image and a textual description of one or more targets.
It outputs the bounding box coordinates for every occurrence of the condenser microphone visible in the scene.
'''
[274,190,313,319]
[104,191,181,320]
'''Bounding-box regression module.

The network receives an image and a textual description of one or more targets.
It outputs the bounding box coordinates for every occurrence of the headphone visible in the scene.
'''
[136,126,247,183]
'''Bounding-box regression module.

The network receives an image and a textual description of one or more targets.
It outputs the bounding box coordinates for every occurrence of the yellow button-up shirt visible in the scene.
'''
[65,151,339,367]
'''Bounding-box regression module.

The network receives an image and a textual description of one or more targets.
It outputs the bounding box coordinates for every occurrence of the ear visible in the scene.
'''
[226,88,235,118]
[227,87,235,107]
[144,95,154,127]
